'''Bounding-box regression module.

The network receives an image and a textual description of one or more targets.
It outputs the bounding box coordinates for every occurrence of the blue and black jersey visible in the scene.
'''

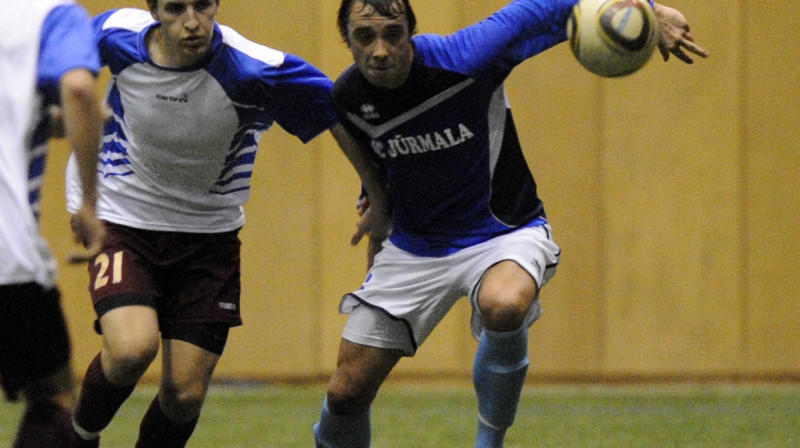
[334,0,576,256]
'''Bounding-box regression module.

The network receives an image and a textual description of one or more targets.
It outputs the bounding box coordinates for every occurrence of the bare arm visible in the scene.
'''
[329,123,392,249]
[653,3,709,63]
[59,68,106,263]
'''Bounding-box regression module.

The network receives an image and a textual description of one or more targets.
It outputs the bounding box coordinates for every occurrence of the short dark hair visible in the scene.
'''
[337,0,417,42]
[146,0,220,10]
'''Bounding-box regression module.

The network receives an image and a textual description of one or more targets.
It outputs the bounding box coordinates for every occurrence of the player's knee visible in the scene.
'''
[159,382,205,423]
[325,379,374,416]
[104,339,159,384]
[479,293,532,332]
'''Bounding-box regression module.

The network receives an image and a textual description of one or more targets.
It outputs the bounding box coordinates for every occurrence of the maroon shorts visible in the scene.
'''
[0,283,71,401]
[89,222,243,333]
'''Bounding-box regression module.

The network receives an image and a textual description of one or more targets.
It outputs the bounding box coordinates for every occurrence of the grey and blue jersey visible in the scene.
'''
[67,8,338,232]
[334,0,575,257]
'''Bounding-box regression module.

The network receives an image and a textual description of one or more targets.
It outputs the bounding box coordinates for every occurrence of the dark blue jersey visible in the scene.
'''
[333,0,575,257]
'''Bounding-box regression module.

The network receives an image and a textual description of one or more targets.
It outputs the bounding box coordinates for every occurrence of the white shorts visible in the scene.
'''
[340,224,560,356]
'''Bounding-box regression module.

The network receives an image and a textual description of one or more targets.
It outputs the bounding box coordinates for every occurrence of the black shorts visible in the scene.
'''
[0,283,71,401]
[87,223,242,354]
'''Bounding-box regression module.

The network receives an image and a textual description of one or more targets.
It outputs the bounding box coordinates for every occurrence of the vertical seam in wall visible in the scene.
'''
[311,142,323,374]
[310,0,324,375]
[736,1,750,378]
[597,78,608,376]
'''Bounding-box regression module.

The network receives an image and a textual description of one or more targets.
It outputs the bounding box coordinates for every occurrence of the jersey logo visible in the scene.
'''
[360,103,380,120]
[155,93,189,103]
[371,123,475,159]
[219,302,237,311]
[532,259,542,276]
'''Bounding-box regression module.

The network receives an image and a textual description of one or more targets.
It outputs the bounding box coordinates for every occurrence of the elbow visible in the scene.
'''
[60,68,98,104]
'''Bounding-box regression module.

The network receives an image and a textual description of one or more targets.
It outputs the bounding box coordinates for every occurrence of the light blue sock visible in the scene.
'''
[472,327,530,448]
[313,396,371,448]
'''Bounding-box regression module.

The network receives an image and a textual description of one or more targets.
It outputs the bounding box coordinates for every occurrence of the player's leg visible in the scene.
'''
[315,240,464,446]
[314,338,402,448]
[133,227,240,447]
[72,222,162,446]
[13,364,75,448]
[473,260,538,448]
[135,331,224,448]
[72,305,160,447]
[469,224,560,448]
[1,284,76,448]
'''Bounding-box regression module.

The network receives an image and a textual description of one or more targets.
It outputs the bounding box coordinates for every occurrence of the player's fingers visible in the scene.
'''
[67,250,91,264]
[66,242,101,264]
[680,37,709,58]
[68,231,104,262]
[357,196,370,218]
[351,220,367,246]
[67,214,106,263]
[659,45,670,62]
[671,45,694,64]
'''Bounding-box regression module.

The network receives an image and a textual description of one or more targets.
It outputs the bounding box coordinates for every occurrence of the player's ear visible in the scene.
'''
[147,0,159,20]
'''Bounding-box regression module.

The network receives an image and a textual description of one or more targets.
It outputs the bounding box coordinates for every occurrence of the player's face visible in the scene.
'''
[150,0,219,66]
[346,0,414,90]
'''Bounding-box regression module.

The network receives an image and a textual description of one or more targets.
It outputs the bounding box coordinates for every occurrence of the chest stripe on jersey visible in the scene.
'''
[487,86,508,175]
[346,78,474,138]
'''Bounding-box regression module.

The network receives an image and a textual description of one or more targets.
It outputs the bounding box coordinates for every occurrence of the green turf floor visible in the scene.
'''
[2,382,799,447]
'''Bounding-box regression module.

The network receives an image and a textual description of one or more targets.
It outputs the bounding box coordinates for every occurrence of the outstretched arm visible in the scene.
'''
[653,3,709,63]
[59,68,106,263]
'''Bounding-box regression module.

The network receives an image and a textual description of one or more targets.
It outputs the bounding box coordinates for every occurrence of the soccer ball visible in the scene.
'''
[566,0,659,77]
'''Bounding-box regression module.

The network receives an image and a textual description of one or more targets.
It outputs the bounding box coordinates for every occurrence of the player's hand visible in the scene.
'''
[352,196,391,244]
[357,195,369,218]
[50,104,113,139]
[352,195,392,245]
[48,106,66,138]
[355,196,390,270]
[68,206,106,264]
[653,4,709,63]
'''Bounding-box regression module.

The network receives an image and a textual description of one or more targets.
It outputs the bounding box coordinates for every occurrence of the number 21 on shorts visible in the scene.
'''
[94,251,123,289]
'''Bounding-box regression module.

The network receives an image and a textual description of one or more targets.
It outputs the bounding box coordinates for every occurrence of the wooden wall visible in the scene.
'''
[39,0,799,382]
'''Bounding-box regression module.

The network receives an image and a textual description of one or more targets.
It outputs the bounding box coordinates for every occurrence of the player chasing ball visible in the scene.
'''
[313,0,707,447]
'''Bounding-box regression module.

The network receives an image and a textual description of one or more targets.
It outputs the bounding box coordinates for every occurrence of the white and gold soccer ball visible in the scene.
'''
[566,0,659,77]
